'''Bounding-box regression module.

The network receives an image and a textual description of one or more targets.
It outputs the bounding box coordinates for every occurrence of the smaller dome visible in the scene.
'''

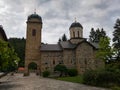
[27,13,42,21]
[69,21,83,29]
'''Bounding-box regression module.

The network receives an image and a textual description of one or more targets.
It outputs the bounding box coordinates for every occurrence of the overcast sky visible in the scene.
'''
[0,0,120,44]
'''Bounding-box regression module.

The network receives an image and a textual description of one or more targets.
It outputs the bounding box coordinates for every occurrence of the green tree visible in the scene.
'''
[89,28,106,43]
[8,38,25,67]
[95,28,101,42]
[62,34,67,41]
[58,38,62,42]
[0,40,20,72]
[101,28,106,37]
[96,37,113,63]
[54,64,67,77]
[113,18,120,61]
[89,28,96,42]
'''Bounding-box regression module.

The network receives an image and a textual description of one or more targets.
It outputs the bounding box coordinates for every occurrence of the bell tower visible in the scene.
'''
[69,19,85,44]
[24,12,42,76]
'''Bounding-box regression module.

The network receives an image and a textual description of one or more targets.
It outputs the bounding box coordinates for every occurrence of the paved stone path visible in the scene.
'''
[0,73,109,90]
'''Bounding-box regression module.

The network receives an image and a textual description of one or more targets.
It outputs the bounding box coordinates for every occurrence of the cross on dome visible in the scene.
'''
[34,8,36,14]
[75,17,77,22]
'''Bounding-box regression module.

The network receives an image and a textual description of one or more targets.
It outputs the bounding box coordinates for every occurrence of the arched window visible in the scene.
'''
[32,29,36,36]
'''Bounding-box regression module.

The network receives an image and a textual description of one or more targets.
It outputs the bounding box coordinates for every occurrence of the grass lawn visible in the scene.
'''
[56,75,120,90]
[56,75,83,84]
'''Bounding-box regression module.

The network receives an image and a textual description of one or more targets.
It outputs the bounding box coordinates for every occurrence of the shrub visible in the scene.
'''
[83,70,97,85]
[42,71,50,77]
[96,71,117,87]
[54,64,67,77]
[83,69,120,87]
[111,86,120,90]
[68,69,78,77]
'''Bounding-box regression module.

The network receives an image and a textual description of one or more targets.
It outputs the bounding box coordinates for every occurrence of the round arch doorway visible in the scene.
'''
[28,62,38,75]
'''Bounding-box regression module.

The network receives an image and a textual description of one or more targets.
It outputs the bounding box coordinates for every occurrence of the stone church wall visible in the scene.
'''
[63,50,76,69]
[76,42,95,74]
[70,38,84,44]
[41,51,63,73]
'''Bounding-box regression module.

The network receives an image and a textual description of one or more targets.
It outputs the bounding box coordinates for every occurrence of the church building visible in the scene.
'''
[24,13,104,75]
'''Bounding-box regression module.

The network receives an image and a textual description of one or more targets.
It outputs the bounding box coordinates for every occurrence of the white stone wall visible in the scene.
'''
[70,38,84,44]
[70,27,83,38]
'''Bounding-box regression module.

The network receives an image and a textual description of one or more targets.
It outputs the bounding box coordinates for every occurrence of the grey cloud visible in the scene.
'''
[0,0,119,44]
[44,9,61,19]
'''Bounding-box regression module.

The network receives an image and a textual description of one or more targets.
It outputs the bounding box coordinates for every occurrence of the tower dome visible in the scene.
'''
[69,20,83,39]
[27,13,42,23]
[69,21,83,29]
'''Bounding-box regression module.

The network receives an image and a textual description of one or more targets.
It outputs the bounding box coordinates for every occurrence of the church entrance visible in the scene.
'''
[28,62,38,75]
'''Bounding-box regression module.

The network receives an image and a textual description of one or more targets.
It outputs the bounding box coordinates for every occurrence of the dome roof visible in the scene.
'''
[27,13,42,21]
[69,21,83,29]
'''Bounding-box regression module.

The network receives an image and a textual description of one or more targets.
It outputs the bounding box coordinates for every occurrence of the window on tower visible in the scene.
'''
[78,31,79,37]
[73,31,75,38]
[32,29,36,36]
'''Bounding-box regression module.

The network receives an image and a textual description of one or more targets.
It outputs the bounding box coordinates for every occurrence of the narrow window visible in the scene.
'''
[32,29,36,36]
[85,58,87,65]
[53,60,55,65]
[73,31,75,38]
[71,59,72,63]
[78,31,79,37]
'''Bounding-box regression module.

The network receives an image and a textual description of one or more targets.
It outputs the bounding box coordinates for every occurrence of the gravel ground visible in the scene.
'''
[0,73,109,90]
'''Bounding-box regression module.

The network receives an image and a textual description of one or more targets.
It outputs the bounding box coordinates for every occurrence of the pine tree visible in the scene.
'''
[62,34,67,41]
[113,18,120,61]
[95,28,100,42]
[58,38,62,42]
[101,28,106,37]
[89,28,95,42]
[89,28,106,43]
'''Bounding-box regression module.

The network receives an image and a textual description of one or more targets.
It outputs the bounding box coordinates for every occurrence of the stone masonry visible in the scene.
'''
[24,13,104,75]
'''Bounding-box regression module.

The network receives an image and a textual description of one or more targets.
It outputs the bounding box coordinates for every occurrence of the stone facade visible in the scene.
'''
[24,15,42,75]
[41,51,63,73]
[76,42,95,74]
[24,13,104,75]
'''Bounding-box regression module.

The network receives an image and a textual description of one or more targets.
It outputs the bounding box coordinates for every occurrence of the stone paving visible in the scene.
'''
[0,73,109,90]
